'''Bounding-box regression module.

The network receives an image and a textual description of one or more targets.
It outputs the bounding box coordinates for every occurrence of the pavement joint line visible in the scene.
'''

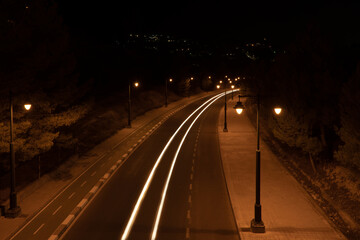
[33,223,45,235]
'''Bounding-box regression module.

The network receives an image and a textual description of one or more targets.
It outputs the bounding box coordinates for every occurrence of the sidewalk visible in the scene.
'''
[218,98,346,240]
[0,91,212,240]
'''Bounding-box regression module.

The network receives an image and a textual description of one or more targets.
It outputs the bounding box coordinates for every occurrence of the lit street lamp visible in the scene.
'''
[233,94,281,233]
[128,81,139,128]
[6,91,31,218]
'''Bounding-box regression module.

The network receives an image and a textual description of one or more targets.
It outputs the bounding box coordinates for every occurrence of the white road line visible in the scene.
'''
[188,195,192,203]
[186,228,190,239]
[77,199,88,208]
[187,210,191,219]
[121,93,225,240]
[190,173,193,181]
[91,171,96,177]
[68,192,76,200]
[189,184,192,190]
[52,205,62,215]
[33,223,45,235]
[80,181,87,187]
[90,186,99,194]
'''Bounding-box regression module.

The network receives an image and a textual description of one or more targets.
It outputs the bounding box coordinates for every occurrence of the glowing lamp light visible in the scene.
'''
[169,78,173,82]
[216,85,221,89]
[231,85,235,89]
[234,100,244,115]
[219,80,223,84]
[24,104,32,111]
[236,108,243,114]
[134,82,139,87]
[274,108,282,115]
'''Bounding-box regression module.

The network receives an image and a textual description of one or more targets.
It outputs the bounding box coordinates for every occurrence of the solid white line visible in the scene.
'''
[151,93,229,240]
[121,93,224,240]
[52,205,62,215]
[33,223,45,235]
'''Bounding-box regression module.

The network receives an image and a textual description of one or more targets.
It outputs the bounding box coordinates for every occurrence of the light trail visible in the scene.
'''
[151,92,235,239]
[120,93,225,240]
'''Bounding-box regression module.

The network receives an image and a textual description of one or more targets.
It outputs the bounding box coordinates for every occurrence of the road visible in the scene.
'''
[61,92,239,240]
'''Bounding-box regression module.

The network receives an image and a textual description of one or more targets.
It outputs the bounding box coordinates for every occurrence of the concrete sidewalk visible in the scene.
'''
[0,91,213,240]
[218,98,346,240]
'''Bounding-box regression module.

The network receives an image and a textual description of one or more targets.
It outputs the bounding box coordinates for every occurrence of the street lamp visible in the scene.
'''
[233,94,282,233]
[6,91,31,218]
[128,81,139,128]
[216,85,220,89]
[223,85,228,132]
[165,78,173,107]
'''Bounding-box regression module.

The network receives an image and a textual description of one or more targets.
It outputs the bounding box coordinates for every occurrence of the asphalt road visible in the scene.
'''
[61,94,239,240]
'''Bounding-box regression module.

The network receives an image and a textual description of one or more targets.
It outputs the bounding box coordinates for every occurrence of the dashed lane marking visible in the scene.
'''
[186,227,190,239]
[52,205,62,216]
[33,223,45,235]
[91,171,96,177]
[80,181,87,187]
[68,192,75,200]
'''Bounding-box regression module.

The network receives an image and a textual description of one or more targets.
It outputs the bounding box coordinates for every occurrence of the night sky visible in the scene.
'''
[57,0,360,46]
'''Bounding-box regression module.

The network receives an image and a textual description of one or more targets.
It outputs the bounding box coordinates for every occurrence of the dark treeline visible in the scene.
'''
[242,14,360,170]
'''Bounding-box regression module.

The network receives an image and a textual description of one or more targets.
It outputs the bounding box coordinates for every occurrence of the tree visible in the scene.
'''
[335,62,360,169]
[0,0,89,169]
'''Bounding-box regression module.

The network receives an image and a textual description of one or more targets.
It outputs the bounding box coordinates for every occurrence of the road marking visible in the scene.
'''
[188,195,192,203]
[91,171,96,177]
[62,214,75,226]
[81,181,87,187]
[101,163,105,167]
[77,199,88,208]
[190,173,193,181]
[187,210,191,219]
[52,205,62,215]
[33,223,45,235]
[103,173,110,179]
[151,93,231,240]
[68,192,76,200]
[122,93,226,240]
[90,186,99,194]
[191,166,194,172]
[189,184,192,190]
[186,227,190,239]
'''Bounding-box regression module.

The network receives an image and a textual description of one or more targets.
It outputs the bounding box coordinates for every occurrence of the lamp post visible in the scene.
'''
[223,86,228,132]
[128,81,139,128]
[6,91,31,218]
[234,94,282,233]
[165,78,173,107]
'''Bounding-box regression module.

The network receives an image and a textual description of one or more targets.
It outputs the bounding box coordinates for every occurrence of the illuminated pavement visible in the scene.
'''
[218,98,346,240]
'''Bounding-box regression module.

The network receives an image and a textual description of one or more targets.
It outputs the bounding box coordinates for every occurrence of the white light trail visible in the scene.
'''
[120,93,225,240]
[151,93,228,240]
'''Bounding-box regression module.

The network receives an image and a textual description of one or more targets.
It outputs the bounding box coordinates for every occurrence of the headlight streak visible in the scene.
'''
[150,92,231,240]
[120,93,226,240]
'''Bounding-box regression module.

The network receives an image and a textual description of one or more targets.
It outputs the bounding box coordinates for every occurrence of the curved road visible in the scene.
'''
[61,93,239,240]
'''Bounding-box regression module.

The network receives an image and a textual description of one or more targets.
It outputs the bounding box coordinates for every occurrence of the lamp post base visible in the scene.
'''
[250,219,265,233]
[5,206,21,218]
[223,128,228,132]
